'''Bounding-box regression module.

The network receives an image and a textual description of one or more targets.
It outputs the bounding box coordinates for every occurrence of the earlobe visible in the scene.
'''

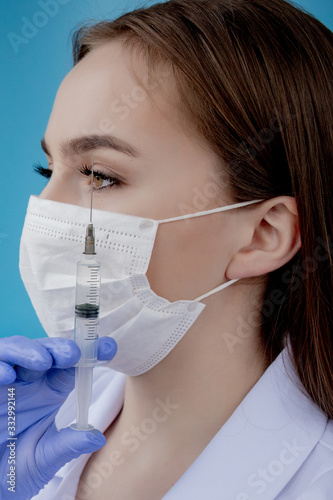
[225,196,302,280]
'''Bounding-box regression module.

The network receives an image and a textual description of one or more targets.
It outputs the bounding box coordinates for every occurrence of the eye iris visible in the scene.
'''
[94,174,103,188]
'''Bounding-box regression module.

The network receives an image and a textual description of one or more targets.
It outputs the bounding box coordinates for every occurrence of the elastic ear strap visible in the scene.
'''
[158,199,264,224]
[194,278,239,302]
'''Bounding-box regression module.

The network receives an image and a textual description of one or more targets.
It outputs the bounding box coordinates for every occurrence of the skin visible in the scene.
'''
[39,40,301,499]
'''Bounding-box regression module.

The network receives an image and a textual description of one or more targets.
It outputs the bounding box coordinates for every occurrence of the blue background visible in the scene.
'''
[1,0,332,339]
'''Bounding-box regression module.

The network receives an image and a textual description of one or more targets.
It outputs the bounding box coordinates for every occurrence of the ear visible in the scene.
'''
[225,196,302,279]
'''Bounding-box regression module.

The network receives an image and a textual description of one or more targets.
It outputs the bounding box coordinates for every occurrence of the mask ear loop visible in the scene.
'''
[158,199,264,224]
[157,198,264,302]
[194,278,240,302]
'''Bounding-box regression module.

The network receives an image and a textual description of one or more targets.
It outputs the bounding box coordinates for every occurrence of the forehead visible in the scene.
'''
[45,40,178,148]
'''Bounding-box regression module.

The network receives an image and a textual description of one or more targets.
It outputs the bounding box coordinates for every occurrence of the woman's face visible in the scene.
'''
[40,40,239,302]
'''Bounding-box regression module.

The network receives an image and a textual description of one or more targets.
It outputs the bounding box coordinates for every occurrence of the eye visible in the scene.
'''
[94,173,113,189]
[79,164,121,191]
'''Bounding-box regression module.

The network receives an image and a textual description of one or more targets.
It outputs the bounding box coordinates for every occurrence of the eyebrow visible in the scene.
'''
[40,134,141,159]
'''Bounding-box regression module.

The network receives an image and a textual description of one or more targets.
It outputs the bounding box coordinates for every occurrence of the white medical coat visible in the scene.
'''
[32,346,333,499]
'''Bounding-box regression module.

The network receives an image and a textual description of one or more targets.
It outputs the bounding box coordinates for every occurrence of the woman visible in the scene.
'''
[1,0,332,498]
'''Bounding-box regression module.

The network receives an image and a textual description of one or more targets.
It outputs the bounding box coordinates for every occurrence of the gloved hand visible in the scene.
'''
[0,335,117,500]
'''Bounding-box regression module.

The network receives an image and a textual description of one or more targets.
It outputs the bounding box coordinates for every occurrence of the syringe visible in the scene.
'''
[70,158,100,432]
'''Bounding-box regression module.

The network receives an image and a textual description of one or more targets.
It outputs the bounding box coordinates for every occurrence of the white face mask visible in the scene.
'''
[19,195,263,376]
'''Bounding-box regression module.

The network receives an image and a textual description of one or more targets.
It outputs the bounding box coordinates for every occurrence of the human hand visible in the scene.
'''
[0,335,117,499]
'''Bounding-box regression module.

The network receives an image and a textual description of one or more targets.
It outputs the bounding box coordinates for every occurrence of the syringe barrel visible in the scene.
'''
[75,255,101,308]
[74,255,101,367]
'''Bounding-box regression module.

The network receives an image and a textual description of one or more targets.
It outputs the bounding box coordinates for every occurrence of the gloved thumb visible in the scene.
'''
[37,421,106,480]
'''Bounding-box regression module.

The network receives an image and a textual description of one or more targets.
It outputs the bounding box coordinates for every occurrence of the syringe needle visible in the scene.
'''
[90,157,94,224]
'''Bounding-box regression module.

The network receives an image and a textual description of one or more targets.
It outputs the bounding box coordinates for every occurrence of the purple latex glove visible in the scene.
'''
[0,335,117,499]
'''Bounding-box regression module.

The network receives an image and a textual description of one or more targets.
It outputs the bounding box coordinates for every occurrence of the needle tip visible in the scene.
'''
[90,156,94,224]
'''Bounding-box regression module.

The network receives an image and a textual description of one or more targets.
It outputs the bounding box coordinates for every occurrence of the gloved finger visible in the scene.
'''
[35,337,81,368]
[15,337,117,384]
[45,367,76,395]
[37,421,106,480]
[8,368,73,397]
[15,339,81,383]
[45,338,116,393]
[0,361,16,386]
[15,365,47,383]
[97,336,118,361]
[0,336,53,372]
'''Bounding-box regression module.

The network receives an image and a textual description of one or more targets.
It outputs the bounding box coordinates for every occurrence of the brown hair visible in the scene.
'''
[71,0,333,417]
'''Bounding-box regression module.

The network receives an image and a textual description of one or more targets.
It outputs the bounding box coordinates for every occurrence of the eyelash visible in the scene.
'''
[33,162,122,191]
[33,162,52,178]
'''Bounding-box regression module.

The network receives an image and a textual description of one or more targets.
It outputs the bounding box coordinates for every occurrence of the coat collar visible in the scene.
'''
[163,346,328,499]
[53,346,328,500]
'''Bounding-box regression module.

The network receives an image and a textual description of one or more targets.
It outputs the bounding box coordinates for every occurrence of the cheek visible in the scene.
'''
[146,216,229,301]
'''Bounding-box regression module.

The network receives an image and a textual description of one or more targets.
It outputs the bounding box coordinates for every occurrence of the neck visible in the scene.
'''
[115,282,268,456]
